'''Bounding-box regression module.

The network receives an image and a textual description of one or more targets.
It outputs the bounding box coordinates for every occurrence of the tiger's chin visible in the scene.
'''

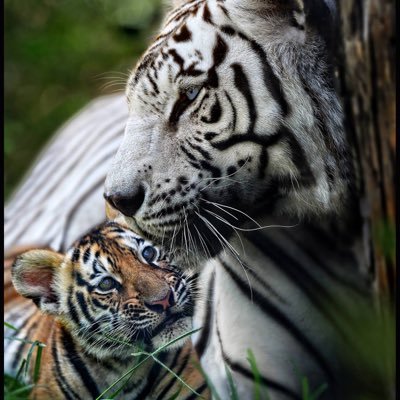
[151,315,193,351]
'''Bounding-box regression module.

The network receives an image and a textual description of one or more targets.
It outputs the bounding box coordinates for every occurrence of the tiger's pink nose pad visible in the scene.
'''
[144,290,175,314]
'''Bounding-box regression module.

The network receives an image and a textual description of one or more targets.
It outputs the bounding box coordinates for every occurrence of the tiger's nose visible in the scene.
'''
[104,185,146,217]
[144,290,175,314]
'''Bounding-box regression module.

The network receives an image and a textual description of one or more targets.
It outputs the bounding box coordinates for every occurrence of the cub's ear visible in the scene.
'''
[12,250,64,315]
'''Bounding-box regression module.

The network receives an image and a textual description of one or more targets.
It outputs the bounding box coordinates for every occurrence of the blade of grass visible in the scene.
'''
[149,327,202,357]
[289,358,328,400]
[247,349,270,400]
[4,321,19,331]
[15,359,26,382]
[225,365,239,400]
[192,360,222,400]
[24,341,43,379]
[167,384,183,400]
[309,383,328,400]
[4,336,46,347]
[7,383,36,396]
[302,376,310,400]
[103,333,136,348]
[33,344,44,383]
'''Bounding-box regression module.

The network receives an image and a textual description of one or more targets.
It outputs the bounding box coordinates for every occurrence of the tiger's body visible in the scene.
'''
[5,0,375,399]
[4,222,208,400]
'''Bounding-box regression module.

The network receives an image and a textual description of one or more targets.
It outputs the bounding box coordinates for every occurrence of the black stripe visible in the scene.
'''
[202,3,213,24]
[71,248,80,263]
[92,297,111,310]
[83,248,90,263]
[154,350,191,400]
[180,144,199,162]
[231,63,256,133]
[215,318,301,400]
[227,253,289,305]
[173,23,192,42]
[245,35,290,117]
[60,327,100,398]
[258,148,268,179]
[147,71,160,94]
[76,291,95,323]
[283,229,369,296]
[67,288,81,326]
[220,24,289,117]
[204,33,228,90]
[201,96,222,124]
[135,351,169,399]
[52,330,80,400]
[245,232,349,337]
[212,34,228,67]
[224,91,237,131]
[220,259,334,382]
[212,126,283,151]
[184,382,208,400]
[156,346,184,385]
[75,271,95,292]
[199,160,221,178]
[186,140,212,160]
[284,128,315,185]
[195,270,215,357]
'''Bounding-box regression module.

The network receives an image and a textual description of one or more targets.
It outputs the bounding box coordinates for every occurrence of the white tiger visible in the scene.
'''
[103,0,372,399]
[5,1,375,399]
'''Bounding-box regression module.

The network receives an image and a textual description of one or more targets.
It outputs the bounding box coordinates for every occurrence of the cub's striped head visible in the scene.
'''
[105,0,351,256]
[11,222,197,359]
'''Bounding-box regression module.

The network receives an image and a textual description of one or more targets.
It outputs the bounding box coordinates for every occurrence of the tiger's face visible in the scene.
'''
[105,0,350,257]
[12,222,197,359]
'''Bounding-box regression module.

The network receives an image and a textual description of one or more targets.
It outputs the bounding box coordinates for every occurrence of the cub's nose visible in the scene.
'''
[104,185,146,217]
[144,290,175,314]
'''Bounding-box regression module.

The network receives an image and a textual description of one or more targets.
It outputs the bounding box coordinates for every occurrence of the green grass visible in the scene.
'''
[4,322,46,400]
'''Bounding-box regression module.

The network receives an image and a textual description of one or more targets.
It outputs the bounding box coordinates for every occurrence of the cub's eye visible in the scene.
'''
[97,277,117,291]
[142,246,157,263]
[185,87,200,101]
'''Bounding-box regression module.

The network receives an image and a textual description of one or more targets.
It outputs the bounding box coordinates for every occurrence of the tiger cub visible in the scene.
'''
[4,222,209,399]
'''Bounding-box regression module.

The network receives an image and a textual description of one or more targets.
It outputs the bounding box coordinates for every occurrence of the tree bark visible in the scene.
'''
[337,0,395,305]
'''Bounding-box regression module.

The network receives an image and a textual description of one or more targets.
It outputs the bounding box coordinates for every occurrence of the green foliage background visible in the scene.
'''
[4,0,163,200]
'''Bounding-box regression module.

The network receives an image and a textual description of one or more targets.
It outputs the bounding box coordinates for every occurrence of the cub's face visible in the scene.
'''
[105,0,348,258]
[12,222,197,359]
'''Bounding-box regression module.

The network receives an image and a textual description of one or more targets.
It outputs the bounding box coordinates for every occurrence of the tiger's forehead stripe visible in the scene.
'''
[132,0,224,88]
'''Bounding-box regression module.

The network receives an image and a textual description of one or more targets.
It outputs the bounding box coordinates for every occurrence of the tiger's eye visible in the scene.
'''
[98,277,116,291]
[142,246,157,263]
[185,87,200,101]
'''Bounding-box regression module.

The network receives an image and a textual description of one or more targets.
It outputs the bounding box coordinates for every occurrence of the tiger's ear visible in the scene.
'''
[225,0,306,41]
[225,0,336,44]
[164,0,188,10]
[12,250,64,315]
[171,0,187,7]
